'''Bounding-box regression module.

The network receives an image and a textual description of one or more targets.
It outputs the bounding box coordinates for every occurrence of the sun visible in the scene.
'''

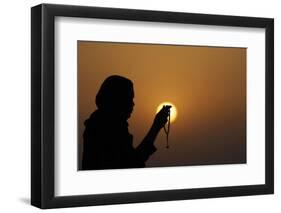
[156,102,178,123]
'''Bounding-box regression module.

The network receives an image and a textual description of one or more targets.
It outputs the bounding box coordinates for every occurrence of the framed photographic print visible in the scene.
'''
[31,3,274,209]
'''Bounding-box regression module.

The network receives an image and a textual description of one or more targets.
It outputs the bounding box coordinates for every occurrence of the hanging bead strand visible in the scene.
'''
[164,110,171,148]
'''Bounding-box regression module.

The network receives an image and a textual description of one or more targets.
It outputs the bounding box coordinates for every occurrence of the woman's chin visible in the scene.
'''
[126,111,133,119]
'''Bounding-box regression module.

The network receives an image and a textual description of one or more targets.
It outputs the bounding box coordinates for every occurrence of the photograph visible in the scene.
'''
[31,3,273,208]
[78,41,247,170]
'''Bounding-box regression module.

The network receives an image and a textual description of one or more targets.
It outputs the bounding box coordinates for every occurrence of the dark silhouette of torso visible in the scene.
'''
[82,109,156,170]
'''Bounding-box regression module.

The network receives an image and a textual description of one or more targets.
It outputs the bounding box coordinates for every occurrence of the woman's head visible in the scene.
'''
[96,75,135,119]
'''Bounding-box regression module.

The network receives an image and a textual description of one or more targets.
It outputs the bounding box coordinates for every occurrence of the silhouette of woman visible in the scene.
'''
[82,75,171,170]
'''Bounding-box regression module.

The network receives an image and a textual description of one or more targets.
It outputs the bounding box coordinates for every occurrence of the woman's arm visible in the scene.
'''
[135,105,171,162]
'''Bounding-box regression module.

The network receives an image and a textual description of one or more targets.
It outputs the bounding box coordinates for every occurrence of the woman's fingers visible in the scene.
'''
[159,105,171,123]
[160,105,171,116]
[153,105,172,130]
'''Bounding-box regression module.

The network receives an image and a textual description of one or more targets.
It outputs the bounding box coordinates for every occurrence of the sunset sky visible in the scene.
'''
[78,41,246,169]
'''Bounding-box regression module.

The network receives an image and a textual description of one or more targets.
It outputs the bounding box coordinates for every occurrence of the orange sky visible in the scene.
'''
[78,41,246,169]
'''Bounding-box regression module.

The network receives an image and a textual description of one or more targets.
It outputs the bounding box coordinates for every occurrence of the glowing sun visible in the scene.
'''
[156,102,178,123]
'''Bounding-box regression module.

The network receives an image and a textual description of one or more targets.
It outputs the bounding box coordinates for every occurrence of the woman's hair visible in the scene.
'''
[95,75,133,110]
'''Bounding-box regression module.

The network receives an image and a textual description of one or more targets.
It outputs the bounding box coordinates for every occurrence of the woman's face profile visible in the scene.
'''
[96,75,135,120]
[119,87,135,119]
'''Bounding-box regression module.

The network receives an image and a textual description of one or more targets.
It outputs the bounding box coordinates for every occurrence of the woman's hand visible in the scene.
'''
[140,105,172,147]
[152,105,171,132]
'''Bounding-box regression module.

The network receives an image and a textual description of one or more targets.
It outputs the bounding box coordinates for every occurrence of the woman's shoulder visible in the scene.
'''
[83,110,101,131]
[84,109,131,137]
[84,109,117,132]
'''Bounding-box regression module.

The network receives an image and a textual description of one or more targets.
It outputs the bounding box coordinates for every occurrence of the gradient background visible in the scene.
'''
[78,41,246,169]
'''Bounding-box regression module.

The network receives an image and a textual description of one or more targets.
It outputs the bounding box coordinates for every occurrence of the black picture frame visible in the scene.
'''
[31,3,274,209]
